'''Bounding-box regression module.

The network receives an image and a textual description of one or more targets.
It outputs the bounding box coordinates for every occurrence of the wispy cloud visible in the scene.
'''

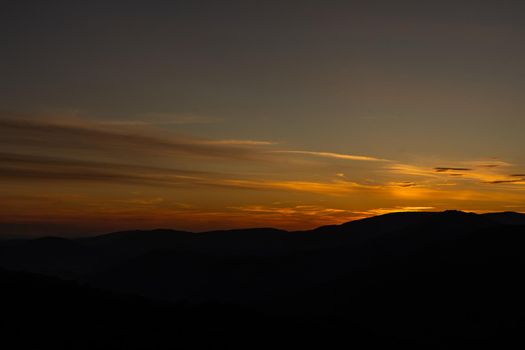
[201,178,379,195]
[0,152,381,196]
[388,181,419,188]
[228,204,365,228]
[0,117,393,169]
[99,114,222,126]
[485,179,525,185]
[465,160,513,168]
[388,164,440,178]
[390,160,525,186]
[434,167,472,172]
[0,118,272,161]
[273,150,389,162]
[0,152,216,186]
[201,139,275,146]
[358,206,436,216]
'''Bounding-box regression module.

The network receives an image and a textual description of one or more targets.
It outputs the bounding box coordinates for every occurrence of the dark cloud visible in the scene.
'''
[0,152,209,176]
[486,179,524,184]
[393,182,418,187]
[0,152,226,188]
[0,118,269,161]
[434,167,472,173]
[0,152,376,195]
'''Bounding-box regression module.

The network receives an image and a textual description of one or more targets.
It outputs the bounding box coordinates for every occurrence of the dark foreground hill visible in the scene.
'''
[2,210,525,348]
[2,268,388,349]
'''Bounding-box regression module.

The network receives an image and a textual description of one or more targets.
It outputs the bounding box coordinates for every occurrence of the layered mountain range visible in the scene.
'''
[2,210,525,348]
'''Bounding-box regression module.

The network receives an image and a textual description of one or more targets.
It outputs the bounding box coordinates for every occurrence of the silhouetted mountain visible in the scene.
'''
[0,267,390,349]
[482,211,525,225]
[2,210,525,348]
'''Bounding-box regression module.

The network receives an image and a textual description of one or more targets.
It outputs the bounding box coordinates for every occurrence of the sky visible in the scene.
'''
[1,0,525,236]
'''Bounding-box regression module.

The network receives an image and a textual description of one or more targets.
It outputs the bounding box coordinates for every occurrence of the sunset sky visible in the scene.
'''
[1,1,525,236]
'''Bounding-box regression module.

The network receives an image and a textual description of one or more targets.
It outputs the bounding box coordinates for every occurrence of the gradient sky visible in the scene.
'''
[2,0,525,236]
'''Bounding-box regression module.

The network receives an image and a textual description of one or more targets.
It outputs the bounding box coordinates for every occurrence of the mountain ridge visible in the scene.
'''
[2,210,524,242]
[2,210,525,348]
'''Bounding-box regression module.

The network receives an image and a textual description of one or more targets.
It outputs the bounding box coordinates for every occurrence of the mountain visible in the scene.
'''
[482,211,525,225]
[0,267,390,349]
[1,210,525,348]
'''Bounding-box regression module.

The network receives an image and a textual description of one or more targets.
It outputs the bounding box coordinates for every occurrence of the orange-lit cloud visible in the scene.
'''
[273,150,389,162]
[357,206,436,216]
[0,152,380,195]
[389,161,525,186]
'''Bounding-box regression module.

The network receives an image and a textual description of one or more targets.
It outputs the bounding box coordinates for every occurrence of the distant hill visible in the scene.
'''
[482,211,525,225]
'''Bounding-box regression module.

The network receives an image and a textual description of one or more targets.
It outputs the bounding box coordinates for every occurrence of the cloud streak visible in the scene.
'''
[100,113,222,126]
[390,161,525,187]
[0,118,272,161]
[0,117,385,166]
[358,206,436,216]
[486,179,525,185]
[201,139,275,146]
[273,150,389,162]
[0,152,380,195]
[434,167,472,172]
